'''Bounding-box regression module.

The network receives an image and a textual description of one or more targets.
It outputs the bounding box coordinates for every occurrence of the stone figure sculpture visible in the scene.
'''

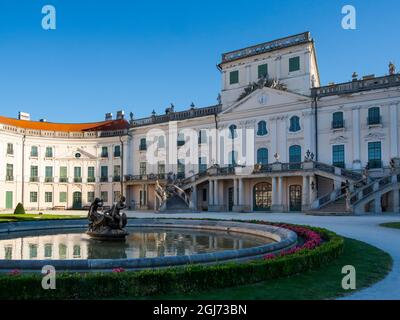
[87,196,128,240]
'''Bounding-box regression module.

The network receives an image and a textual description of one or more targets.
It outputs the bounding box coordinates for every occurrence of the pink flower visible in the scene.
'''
[112,267,125,273]
[8,269,21,276]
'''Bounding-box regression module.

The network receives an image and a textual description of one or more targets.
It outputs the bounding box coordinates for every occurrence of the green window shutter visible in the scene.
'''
[289,56,300,72]
[45,166,53,177]
[60,167,67,178]
[258,64,268,79]
[229,70,239,84]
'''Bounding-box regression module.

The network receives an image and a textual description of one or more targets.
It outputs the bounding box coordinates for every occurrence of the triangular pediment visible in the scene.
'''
[221,87,311,114]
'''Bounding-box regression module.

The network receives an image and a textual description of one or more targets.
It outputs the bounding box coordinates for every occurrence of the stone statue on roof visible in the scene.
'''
[389,62,396,75]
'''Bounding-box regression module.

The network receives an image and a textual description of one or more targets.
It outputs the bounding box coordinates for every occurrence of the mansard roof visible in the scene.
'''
[0,115,129,132]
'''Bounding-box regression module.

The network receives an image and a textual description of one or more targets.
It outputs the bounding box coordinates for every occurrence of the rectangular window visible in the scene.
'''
[74,167,82,182]
[140,162,146,176]
[87,192,95,203]
[289,56,300,72]
[44,244,52,258]
[59,192,67,203]
[45,147,53,158]
[59,244,67,259]
[332,145,345,168]
[158,136,165,148]
[6,143,13,155]
[177,132,185,146]
[199,157,207,173]
[101,191,108,203]
[87,166,95,182]
[59,166,68,183]
[114,145,121,157]
[101,146,108,158]
[6,164,13,181]
[30,146,38,157]
[158,162,165,178]
[45,166,53,182]
[139,138,147,151]
[113,165,121,181]
[258,63,268,79]
[45,192,53,203]
[100,166,108,182]
[368,142,382,168]
[30,192,38,203]
[30,166,38,182]
[177,159,185,179]
[114,191,121,202]
[368,107,381,125]
[29,244,38,259]
[198,130,207,144]
[5,246,12,259]
[229,70,239,84]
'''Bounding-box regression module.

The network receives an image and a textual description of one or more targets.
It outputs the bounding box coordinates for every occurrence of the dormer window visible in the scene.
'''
[229,70,239,84]
[289,116,301,132]
[289,56,300,72]
[257,121,268,136]
[258,64,268,79]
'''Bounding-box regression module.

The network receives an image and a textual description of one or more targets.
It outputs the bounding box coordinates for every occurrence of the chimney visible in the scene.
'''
[105,113,113,121]
[116,110,125,120]
[18,112,30,121]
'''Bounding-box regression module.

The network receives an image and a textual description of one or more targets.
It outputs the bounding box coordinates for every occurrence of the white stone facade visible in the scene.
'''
[1,32,400,213]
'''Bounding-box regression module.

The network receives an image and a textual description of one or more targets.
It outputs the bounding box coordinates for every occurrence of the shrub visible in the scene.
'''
[13,203,25,215]
[0,223,344,300]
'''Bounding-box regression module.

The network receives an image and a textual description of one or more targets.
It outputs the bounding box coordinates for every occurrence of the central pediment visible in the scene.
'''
[221,87,311,115]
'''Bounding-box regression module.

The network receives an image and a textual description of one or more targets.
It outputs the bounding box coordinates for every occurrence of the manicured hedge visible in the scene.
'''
[0,222,344,300]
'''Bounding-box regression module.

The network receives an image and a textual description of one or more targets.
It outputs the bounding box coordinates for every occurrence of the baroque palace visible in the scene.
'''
[1,32,400,214]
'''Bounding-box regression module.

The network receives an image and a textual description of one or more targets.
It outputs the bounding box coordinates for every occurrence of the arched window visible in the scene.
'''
[332,112,344,129]
[368,107,381,125]
[257,148,268,165]
[289,116,301,132]
[229,124,237,139]
[289,145,301,169]
[257,121,268,136]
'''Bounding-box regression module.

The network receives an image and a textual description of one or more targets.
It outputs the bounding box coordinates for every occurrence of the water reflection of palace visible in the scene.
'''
[0,234,88,260]
[0,229,253,260]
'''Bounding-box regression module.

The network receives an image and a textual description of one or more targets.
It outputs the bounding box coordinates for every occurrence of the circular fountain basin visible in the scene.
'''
[0,219,297,271]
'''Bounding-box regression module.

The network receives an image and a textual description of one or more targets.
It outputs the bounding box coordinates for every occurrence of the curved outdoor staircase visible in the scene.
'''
[311,171,400,215]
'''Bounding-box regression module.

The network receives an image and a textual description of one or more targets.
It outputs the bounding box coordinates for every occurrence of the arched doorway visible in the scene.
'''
[253,182,272,211]
[289,185,302,211]
[72,191,82,209]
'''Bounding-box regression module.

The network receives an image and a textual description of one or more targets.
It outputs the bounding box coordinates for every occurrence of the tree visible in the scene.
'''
[14,203,26,214]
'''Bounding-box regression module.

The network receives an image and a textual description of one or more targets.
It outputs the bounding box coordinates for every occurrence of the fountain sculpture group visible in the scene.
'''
[87,196,128,240]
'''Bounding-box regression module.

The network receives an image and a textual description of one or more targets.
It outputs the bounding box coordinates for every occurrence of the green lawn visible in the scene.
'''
[138,238,392,300]
[0,214,85,223]
[380,222,400,229]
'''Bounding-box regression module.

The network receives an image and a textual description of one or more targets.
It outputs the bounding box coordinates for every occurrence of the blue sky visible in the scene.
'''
[0,0,399,123]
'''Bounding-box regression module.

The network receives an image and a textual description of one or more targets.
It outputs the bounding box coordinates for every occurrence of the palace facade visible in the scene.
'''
[1,32,400,214]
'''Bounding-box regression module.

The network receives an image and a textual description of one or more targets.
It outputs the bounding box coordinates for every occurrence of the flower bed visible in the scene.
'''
[0,221,344,300]
[264,224,323,259]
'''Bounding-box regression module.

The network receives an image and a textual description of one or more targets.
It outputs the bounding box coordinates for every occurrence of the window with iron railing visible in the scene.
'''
[45,147,53,158]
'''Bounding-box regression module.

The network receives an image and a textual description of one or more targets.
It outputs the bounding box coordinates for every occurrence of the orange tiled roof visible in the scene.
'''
[0,116,129,132]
